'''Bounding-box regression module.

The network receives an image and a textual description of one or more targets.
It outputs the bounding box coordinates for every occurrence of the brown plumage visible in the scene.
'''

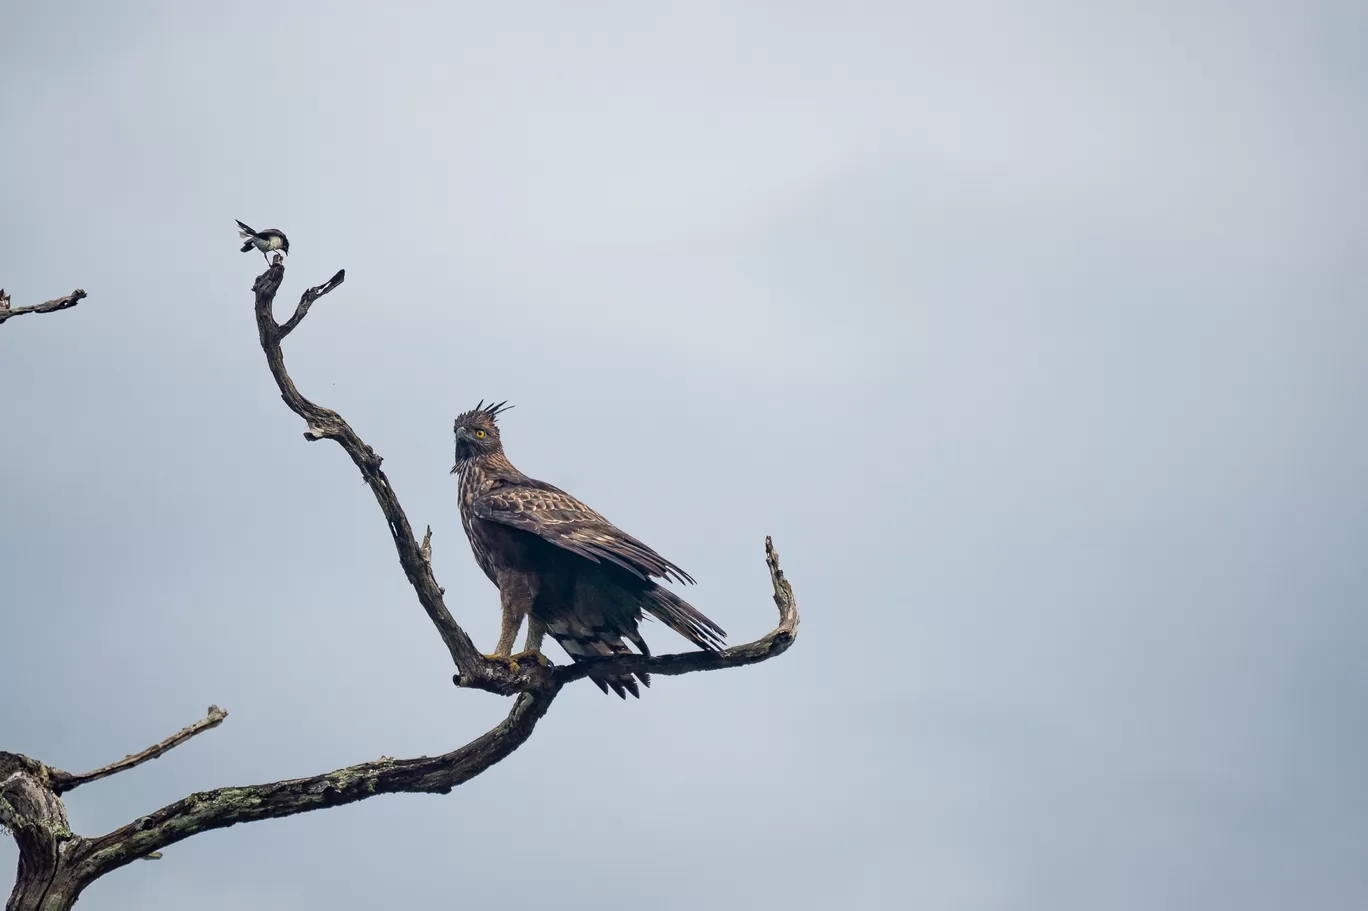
[450,401,726,698]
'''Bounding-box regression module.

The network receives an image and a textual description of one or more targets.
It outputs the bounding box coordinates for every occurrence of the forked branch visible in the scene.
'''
[249,257,498,688]
[66,691,553,882]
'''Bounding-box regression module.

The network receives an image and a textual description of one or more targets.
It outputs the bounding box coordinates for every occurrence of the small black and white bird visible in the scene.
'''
[236,220,290,264]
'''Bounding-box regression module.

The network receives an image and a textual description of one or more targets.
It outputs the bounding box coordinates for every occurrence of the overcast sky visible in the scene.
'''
[3,2,1365,909]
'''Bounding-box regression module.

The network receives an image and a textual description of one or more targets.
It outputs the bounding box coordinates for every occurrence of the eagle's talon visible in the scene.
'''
[511,649,551,668]
[482,653,520,674]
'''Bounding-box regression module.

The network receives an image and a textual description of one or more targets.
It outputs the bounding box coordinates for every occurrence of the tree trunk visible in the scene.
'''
[2,756,86,911]
[7,874,83,911]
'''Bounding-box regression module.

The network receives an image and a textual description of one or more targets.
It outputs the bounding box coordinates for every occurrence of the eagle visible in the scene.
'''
[450,401,726,698]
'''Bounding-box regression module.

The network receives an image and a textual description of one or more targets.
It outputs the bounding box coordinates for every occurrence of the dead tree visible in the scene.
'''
[1,254,799,911]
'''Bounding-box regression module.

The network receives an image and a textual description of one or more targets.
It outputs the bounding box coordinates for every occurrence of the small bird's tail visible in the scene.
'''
[640,586,727,652]
[235,219,256,239]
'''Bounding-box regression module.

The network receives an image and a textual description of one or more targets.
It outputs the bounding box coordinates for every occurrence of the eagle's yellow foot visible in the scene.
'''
[511,649,552,668]
[482,653,520,674]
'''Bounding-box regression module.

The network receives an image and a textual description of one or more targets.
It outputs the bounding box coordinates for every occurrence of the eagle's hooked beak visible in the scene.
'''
[451,426,472,474]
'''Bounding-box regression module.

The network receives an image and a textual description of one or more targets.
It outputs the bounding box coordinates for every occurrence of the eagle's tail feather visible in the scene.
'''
[623,628,652,690]
[546,620,645,699]
[640,586,727,653]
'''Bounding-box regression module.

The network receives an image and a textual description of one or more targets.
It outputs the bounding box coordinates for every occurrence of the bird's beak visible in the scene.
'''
[451,427,472,473]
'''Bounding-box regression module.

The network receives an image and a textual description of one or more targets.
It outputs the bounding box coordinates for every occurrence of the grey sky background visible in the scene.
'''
[2,1,1365,908]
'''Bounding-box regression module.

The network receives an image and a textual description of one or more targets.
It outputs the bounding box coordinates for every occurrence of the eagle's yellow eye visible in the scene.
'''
[474,429,486,439]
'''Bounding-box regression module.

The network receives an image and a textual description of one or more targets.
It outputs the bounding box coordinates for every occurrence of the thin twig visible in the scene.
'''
[49,707,228,796]
[0,289,88,326]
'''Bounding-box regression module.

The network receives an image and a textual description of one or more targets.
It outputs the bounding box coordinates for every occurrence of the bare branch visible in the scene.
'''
[49,707,228,796]
[550,536,798,687]
[250,261,524,695]
[278,266,344,338]
[67,691,555,882]
[0,289,88,326]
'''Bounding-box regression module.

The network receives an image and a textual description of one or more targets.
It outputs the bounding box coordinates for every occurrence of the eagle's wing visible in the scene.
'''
[471,482,696,585]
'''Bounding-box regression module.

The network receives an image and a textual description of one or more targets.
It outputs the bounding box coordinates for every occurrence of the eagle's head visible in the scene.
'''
[451,400,513,471]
